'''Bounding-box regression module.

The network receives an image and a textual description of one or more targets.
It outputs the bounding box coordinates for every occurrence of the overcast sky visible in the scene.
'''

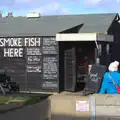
[0,0,120,16]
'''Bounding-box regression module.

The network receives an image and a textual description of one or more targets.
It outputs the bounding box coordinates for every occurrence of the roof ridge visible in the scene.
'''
[0,13,117,36]
[0,13,117,18]
[37,13,117,17]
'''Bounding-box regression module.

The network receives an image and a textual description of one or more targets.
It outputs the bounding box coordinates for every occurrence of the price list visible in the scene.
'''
[42,37,58,89]
[26,47,42,73]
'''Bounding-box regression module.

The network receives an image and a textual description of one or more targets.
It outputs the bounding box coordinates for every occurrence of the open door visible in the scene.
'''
[64,47,76,91]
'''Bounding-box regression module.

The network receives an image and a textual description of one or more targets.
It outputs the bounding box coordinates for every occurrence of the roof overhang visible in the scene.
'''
[56,33,113,42]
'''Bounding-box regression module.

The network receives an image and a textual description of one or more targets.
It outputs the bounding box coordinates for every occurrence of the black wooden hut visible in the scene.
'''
[0,13,120,93]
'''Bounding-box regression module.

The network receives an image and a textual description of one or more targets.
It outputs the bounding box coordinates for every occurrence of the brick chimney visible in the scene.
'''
[0,11,2,18]
[6,12,13,17]
[0,13,2,18]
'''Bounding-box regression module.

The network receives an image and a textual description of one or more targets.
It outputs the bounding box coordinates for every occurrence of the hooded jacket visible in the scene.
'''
[99,61,120,94]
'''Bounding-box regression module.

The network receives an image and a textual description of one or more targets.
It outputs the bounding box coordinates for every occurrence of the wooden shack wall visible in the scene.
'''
[0,36,59,93]
[108,19,120,62]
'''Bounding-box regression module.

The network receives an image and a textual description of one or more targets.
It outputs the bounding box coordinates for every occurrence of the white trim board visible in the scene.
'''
[56,33,113,42]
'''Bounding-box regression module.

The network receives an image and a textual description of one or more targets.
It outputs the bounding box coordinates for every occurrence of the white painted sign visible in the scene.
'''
[89,73,101,83]
[0,37,41,57]
[76,101,89,112]
[0,37,41,47]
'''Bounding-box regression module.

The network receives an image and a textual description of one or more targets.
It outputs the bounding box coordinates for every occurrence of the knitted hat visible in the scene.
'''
[114,61,119,67]
[108,61,119,72]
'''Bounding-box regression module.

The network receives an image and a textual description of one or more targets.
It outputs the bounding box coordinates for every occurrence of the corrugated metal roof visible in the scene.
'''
[0,13,117,37]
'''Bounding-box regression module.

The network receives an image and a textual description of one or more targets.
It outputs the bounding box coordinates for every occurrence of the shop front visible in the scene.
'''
[0,33,113,94]
[57,33,113,92]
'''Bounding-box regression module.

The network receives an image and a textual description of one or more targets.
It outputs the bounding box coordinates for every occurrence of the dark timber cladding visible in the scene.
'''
[0,37,59,92]
[0,13,118,93]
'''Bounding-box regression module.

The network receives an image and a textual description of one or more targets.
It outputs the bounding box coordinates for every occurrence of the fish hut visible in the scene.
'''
[0,12,120,94]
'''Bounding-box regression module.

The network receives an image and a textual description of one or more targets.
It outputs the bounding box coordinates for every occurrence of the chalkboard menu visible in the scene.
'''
[27,56,41,64]
[42,81,58,89]
[43,46,57,54]
[27,65,41,72]
[43,37,57,54]
[26,47,42,73]
[27,48,41,55]
[84,64,107,93]
[43,56,58,79]
[43,37,57,46]
[42,37,59,90]
[25,39,42,90]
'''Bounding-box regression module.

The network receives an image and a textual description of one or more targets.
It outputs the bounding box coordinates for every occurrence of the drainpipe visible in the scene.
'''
[95,40,100,65]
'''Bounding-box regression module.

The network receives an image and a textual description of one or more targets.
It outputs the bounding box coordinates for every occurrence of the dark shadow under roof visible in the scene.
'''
[0,13,118,37]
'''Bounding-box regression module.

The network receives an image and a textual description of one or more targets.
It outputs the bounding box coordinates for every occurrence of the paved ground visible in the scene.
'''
[0,98,51,120]
[0,94,51,120]
[0,91,89,120]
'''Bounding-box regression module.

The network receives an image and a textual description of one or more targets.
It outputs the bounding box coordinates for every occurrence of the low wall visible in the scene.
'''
[50,93,120,120]
[50,94,90,120]
[93,94,120,120]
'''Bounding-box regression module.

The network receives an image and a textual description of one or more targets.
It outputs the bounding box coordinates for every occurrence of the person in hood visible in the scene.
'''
[99,61,120,94]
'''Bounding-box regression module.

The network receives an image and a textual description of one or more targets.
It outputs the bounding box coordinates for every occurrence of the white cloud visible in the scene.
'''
[85,0,102,4]
[15,0,33,4]
[116,0,120,3]
[12,2,70,16]
[0,0,119,16]
[85,0,120,5]
[35,2,70,15]
[0,0,71,16]
[84,0,120,12]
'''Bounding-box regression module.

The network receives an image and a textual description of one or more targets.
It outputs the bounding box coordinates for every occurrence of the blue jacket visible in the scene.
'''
[99,71,120,94]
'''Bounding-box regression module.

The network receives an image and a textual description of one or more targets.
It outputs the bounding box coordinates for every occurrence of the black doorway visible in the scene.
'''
[59,41,96,92]
[76,42,95,92]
